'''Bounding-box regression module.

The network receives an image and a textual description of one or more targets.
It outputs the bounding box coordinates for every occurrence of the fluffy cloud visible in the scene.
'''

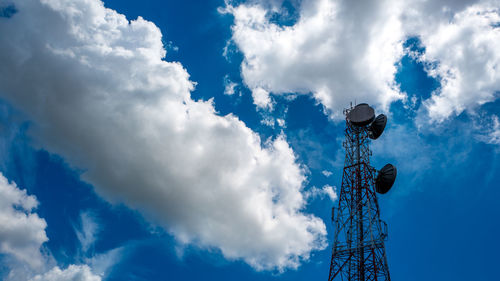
[223,0,406,117]
[0,173,104,280]
[0,173,47,269]
[29,265,101,281]
[305,185,337,202]
[0,0,325,270]
[225,0,500,121]
[417,3,500,121]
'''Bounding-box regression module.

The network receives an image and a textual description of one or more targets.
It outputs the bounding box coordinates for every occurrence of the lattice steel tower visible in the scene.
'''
[328,103,397,281]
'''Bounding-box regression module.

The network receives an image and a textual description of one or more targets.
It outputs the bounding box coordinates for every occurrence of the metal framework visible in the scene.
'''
[327,108,391,281]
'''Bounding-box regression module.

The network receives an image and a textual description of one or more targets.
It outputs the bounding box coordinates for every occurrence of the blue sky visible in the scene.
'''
[0,0,499,280]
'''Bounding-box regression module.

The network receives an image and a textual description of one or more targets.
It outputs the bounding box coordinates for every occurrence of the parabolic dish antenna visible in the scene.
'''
[369,114,387,140]
[375,164,397,194]
[347,103,375,126]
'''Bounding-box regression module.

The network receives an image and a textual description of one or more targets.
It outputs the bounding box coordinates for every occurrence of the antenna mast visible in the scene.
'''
[328,103,396,281]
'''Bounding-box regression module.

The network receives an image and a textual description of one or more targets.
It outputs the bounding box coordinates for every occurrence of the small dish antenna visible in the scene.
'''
[375,164,397,194]
[368,114,387,140]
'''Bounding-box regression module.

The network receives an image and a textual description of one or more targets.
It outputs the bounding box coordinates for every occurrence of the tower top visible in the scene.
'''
[346,103,375,126]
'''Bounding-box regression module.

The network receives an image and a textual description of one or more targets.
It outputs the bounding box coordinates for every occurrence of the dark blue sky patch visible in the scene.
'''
[371,106,500,280]
[278,94,344,196]
[107,235,336,281]
[395,37,440,103]
[402,36,425,54]
[31,151,92,264]
[387,139,500,281]
[0,255,10,279]
[0,4,17,18]
[0,121,83,265]
[283,95,341,167]
[269,0,300,27]
[285,95,330,133]
[1,123,37,190]
[389,100,417,124]
[93,205,152,255]
[480,93,500,113]
[29,151,155,266]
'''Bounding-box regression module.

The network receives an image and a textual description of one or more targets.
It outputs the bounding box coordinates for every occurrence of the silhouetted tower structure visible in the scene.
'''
[328,103,397,281]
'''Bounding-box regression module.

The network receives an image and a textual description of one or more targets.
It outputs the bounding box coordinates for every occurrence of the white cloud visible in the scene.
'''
[305,185,337,202]
[224,0,406,117]
[0,173,107,281]
[276,118,286,127]
[29,265,101,281]
[253,87,274,109]
[225,0,500,122]
[0,173,48,269]
[0,0,326,270]
[417,3,500,122]
[223,75,238,95]
[321,170,332,177]
[322,185,337,201]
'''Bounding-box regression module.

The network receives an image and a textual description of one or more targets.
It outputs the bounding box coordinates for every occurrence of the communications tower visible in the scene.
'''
[328,103,397,281]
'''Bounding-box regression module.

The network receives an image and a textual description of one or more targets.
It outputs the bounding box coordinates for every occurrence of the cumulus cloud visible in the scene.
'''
[224,0,500,122]
[29,265,101,281]
[0,0,326,270]
[253,87,274,109]
[223,0,406,117]
[0,173,47,269]
[417,3,500,121]
[0,173,108,281]
[0,173,104,281]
